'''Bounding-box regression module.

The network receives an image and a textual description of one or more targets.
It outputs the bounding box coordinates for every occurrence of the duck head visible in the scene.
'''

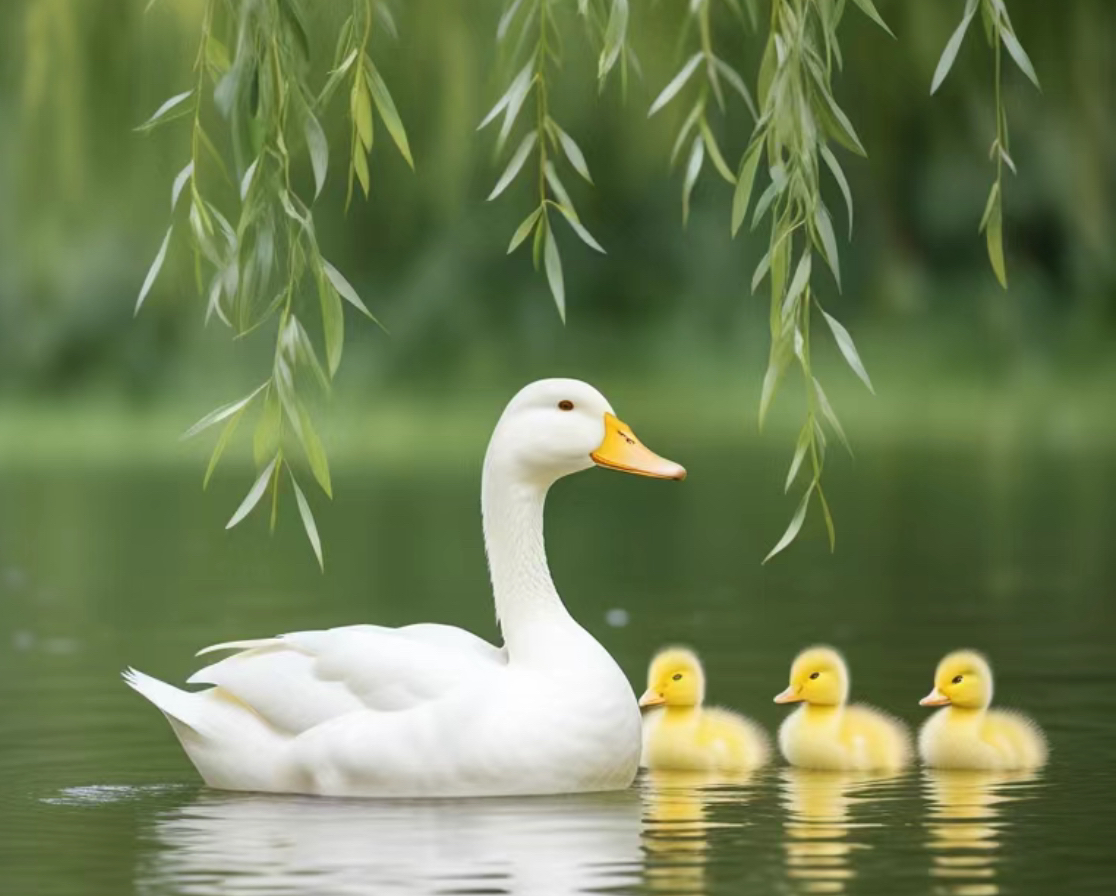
[485,379,686,485]
[920,650,993,710]
[639,647,705,708]
[774,646,849,707]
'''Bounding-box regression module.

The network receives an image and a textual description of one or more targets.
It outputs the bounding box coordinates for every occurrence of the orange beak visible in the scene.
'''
[774,686,803,704]
[591,413,686,481]
[639,690,666,708]
[920,687,951,707]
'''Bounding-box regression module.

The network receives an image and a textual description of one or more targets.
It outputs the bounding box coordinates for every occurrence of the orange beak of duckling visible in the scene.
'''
[591,413,686,481]
[638,689,666,708]
[773,686,803,704]
[920,687,951,707]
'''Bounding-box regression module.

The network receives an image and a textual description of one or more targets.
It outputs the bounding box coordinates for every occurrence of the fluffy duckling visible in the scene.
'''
[918,650,1048,771]
[774,646,912,772]
[639,647,771,772]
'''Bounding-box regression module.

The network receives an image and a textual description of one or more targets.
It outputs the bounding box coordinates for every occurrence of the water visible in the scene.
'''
[2,443,1115,895]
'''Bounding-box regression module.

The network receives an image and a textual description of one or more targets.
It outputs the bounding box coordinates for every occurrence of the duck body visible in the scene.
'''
[918,650,1047,771]
[778,704,911,772]
[125,379,686,798]
[774,646,911,772]
[638,647,769,772]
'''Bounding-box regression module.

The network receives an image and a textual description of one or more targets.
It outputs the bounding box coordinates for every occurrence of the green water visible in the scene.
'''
[2,443,1114,895]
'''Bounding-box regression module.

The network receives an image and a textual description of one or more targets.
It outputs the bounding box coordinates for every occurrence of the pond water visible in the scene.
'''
[2,442,1114,895]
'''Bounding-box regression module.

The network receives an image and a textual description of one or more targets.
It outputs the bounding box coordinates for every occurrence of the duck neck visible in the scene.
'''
[481,461,573,657]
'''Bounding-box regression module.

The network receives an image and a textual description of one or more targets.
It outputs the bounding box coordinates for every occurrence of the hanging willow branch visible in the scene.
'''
[930,0,1040,288]
[481,0,631,321]
[135,0,411,568]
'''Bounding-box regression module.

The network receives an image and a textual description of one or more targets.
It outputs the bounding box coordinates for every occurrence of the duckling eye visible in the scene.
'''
[809,672,820,680]
[952,675,964,685]
[672,673,683,681]
[558,400,574,411]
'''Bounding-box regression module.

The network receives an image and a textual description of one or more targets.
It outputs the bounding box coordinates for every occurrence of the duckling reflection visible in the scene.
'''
[923,769,1039,896]
[640,769,756,894]
[138,788,644,896]
[780,768,901,895]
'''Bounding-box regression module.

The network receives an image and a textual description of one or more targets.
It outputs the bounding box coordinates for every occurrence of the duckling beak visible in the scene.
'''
[773,686,802,704]
[638,689,666,708]
[591,414,687,481]
[920,687,951,707]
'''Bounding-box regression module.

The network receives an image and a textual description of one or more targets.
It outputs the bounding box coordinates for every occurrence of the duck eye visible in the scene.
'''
[952,675,964,685]
[809,672,820,680]
[558,400,574,411]
[672,673,683,681]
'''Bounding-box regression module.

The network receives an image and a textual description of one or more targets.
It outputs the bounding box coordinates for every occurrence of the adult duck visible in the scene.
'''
[125,379,685,797]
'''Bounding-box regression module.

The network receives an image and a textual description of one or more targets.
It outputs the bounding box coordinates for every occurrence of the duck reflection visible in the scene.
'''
[138,788,644,896]
[780,768,901,894]
[923,769,1039,896]
[640,769,756,894]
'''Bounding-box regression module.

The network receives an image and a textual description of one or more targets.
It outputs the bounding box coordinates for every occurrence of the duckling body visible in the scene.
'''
[774,646,911,772]
[918,651,1047,771]
[640,648,770,773]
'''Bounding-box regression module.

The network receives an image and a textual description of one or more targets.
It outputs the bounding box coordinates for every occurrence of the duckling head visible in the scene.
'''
[920,650,993,710]
[639,647,705,708]
[774,646,849,707]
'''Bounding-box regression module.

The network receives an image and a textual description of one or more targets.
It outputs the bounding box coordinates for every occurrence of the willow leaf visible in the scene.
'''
[303,109,329,198]
[985,194,1007,288]
[764,481,815,563]
[290,473,324,569]
[203,405,246,490]
[682,136,704,227]
[813,205,841,290]
[813,377,851,455]
[365,63,414,168]
[599,0,629,82]
[731,142,763,237]
[543,226,566,321]
[649,53,702,117]
[322,258,382,328]
[226,457,278,530]
[136,89,193,131]
[554,204,605,254]
[785,423,811,493]
[171,161,194,211]
[551,121,592,183]
[930,0,978,94]
[700,120,735,184]
[849,0,895,39]
[1000,28,1040,90]
[820,144,853,234]
[135,226,173,315]
[488,131,537,200]
[182,382,267,440]
[508,207,542,254]
[821,307,874,393]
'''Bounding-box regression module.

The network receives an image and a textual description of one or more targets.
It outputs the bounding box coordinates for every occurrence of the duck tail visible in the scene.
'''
[122,667,205,733]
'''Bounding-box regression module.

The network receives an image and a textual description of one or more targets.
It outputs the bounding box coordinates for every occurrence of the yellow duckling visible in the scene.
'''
[774,646,912,772]
[639,647,771,772]
[918,650,1048,770]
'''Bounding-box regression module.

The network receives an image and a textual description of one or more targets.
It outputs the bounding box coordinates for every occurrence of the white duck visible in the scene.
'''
[125,379,685,798]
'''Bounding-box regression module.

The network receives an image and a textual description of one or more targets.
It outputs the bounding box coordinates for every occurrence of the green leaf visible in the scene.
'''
[1000,26,1041,91]
[171,161,194,211]
[979,180,1001,232]
[296,405,332,498]
[543,225,566,321]
[203,404,246,490]
[849,0,895,38]
[497,66,534,150]
[670,103,703,166]
[751,178,780,230]
[135,226,173,315]
[813,205,841,290]
[322,258,383,328]
[303,109,329,199]
[135,89,193,131]
[290,472,324,569]
[507,207,542,254]
[758,341,791,429]
[785,423,811,493]
[682,136,704,227]
[550,120,592,183]
[820,144,853,234]
[930,0,978,94]
[352,145,370,198]
[985,191,1007,288]
[226,457,278,529]
[365,62,414,168]
[497,0,528,41]
[649,53,702,117]
[782,251,812,319]
[820,307,874,394]
[731,142,763,237]
[532,215,546,270]
[478,62,532,130]
[712,57,757,119]
[239,157,259,201]
[817,483,836,552]
[317,269,345,376]
[353,77,374,151]
[554,203,605,254]
[488,131,537,200]
[254,387,281,467]
[543,161,575,211]
[598,0,629,82]
[700,120,735,184]
[182,382,267,440]
[820,91,867,157]
[751,248,771,294]
[813,377,852,455]
[764,481,815,563]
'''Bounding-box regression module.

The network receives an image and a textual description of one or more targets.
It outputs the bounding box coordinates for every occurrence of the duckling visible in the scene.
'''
[639,647,771,772]
[774,646,912,772]
[918,650,1047,771]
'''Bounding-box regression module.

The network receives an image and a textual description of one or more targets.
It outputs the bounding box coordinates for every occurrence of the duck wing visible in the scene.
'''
[188,623,507,736]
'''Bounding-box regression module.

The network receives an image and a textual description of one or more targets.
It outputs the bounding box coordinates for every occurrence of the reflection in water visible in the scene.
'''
[640,770,755,894]
[923,769,1040,896]
[779,768,901,895]
[138,789,644,896]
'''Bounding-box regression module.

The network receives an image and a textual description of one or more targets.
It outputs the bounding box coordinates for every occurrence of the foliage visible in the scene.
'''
[136,0,409,568]
[930,0,1040,288]
[479,0,632,321]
